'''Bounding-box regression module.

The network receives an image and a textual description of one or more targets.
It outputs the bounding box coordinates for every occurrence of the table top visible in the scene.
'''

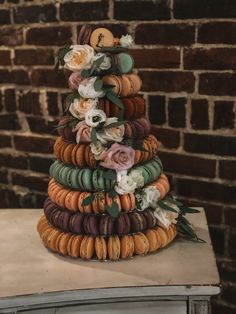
[0,208,220,303]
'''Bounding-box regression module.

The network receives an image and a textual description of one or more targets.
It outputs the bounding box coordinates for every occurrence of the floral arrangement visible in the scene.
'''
[54,26,202,242]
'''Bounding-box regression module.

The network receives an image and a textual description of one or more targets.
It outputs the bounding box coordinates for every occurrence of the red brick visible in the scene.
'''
[130,48,180,69]
[0,188,19,208]
[135,23,195,45]
[14,135,54,154]
[211,303,236,314]
[214,101,235,130]
[14,49,54,65]
[200,73,236,96]
[35,193,47,208]
[191,99,209,130]
[0,9,10,24]
[184,48,236,70]
[198,22,236,44]
[114,0,170,20]
[0,27,23,46]
[46,92,59,116]
[139,71,195,93]
[26,26,72,46]
[30,69,67,88]
[148,95,166,125]
[29,156,53,174]
[229,229,236,258]
[18,91,42,115]
[168,97,186,128]
[217,260,236,283]
[4,89,16,112]
[12,172,49,192]
[184,133,236,156]
[0,134,11,148]
[11,70,30,85]
[225,209,236,227]
[0,114,20,130]
[0,50,11,65]
[13,5,57,23]
[0,154,27,169]
[60,1,108,21]
[27,116,56,134]
[0,169,8,184]
[219,160,236,180]
[159,152,216,178]
[176,178,236,204]
[151,126,180,149]
[174,0,236,19]
[0,70,11,83]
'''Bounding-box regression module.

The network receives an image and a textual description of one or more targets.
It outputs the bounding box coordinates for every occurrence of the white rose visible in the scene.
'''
[115,170,137,195]
[96,117,124,144]
[85,108,106,127]
[153,208,179,229]
[129,169,144,188]
[78,77,105,98]
[93,53,111,70]
[141,186,160,210]
[69,98,98,119]
[64,45,94,72]
[90,141,106,160]
[120,34,133,48]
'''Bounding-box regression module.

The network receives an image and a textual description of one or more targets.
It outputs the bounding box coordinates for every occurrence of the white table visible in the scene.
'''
[0,208,220,314]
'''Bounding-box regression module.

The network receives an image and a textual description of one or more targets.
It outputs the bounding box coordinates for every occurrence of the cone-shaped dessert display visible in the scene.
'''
[37,25,201,261]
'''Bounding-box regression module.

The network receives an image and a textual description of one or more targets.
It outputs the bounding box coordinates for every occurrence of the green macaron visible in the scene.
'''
[117,52,134,74]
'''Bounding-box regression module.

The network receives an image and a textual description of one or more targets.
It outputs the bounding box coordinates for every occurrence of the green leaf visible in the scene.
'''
[99,46,126,53]
[93,55,105,68]
[82,194,95,206]
[103,169,117,181]
[104,121,125,129]
[180,206,200,214]
[81,69,91,78]
[164,195,183,207]
[105,202,119,218]
[158,200,178,212]
[106,90,124,120]
[57,46,72,61]
[177,215,206,243]
[91,128,97,144]
[108,188,117,198]
[94,78,103,92]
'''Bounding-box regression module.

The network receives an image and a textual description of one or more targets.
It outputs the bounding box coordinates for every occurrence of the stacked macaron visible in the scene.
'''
[53,134,159,168]
[38,215,177,260]
[38,25,179,261]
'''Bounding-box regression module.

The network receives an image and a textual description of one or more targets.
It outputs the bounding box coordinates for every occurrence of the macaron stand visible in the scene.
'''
[0,25,220,314]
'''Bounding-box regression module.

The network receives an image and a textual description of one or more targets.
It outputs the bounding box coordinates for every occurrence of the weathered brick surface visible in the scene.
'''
[0,1,235,312]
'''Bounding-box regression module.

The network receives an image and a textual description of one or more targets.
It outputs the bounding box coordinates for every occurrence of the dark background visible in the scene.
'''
[0,0,235,313]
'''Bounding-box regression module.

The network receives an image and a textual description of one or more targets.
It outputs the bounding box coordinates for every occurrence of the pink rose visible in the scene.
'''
[73,121,91,144]
[100,143,135,171]
[68,72,83,89]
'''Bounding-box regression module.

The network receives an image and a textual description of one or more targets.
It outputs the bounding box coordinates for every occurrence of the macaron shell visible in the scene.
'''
[95,236,107,261]
[121,235,134,259]
[90,28,114,50]
[80,236,95,259]
[108,236,121,261]
[117,53,134,74]
[133,232,149,255]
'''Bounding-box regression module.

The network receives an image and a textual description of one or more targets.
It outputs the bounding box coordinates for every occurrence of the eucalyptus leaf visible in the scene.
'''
[91,128,97,144]
[93,55,105,68]
[180,206,200,214]
[57,46,72,61]
[108,188,117,198]
[158,200,178,212]
[82,194,95,206]
[94,78,103,92]
[105,202,119,218]
[164,195,183,207]
[106,90,124,117]
[81,69,91,78]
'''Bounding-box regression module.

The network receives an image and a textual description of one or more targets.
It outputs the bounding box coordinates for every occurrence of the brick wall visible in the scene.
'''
[0,0,236,312]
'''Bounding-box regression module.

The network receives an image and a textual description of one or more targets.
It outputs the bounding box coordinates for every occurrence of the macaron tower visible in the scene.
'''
[37,25,201,261]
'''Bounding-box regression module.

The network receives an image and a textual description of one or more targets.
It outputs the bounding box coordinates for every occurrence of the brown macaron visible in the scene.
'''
[95,236,107,261]
[121,235,134,259]
[108,235,121,261]
[80,236,95,260]
[133,232,149,255]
